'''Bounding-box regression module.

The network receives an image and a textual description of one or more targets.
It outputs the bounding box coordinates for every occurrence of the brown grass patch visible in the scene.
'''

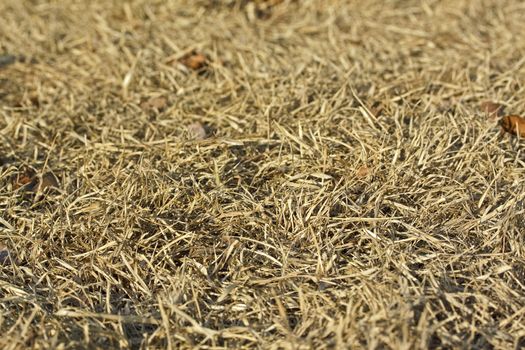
[1,0,525,349]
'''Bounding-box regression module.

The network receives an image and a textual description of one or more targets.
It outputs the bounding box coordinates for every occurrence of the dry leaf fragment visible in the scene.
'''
[149,96,167,109]
[500,115,525,137]
[179,52,207,71]
[12,167,36,189]
[140,96,167,111]
[481,101,504,117]
[12,168,59,193]
[38,172,60,192]
[356,166,370,178]
[187,122,207,140]
[13,174,33,189]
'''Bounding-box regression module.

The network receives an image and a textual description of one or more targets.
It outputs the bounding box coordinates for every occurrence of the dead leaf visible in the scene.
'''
[481,101,504,117]
[13,174,33,189]
[12,168,59,193]
[140,96,167,111]
[187,122,207,140]
[500,115,525,137]
[12,167,36,189]
[356,166,370,178]
[179,52,208,71]
[39,172,60,191]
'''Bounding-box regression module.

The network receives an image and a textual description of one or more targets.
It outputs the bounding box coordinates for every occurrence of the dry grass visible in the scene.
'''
[1,0,525,348]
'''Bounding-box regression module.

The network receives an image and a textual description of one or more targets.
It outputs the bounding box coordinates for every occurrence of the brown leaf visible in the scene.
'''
[140,96,167,111]
[356,166,371,178]
[12,167,36,189]
[13,174,33,189]
[179,52,208,71]
[39,172,60,191]
[481,101,504,117]
[500,115,525,137]
[13,168,59,193]
[187,122,207,140]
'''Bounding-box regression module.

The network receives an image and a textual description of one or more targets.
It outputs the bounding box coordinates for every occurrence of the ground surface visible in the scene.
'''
[1,0,525,349]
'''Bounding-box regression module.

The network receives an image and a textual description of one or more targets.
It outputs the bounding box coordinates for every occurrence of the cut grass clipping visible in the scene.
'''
[1,0,525,349]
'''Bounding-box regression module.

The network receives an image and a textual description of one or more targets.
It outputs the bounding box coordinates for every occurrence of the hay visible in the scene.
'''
[1,0,525,348]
